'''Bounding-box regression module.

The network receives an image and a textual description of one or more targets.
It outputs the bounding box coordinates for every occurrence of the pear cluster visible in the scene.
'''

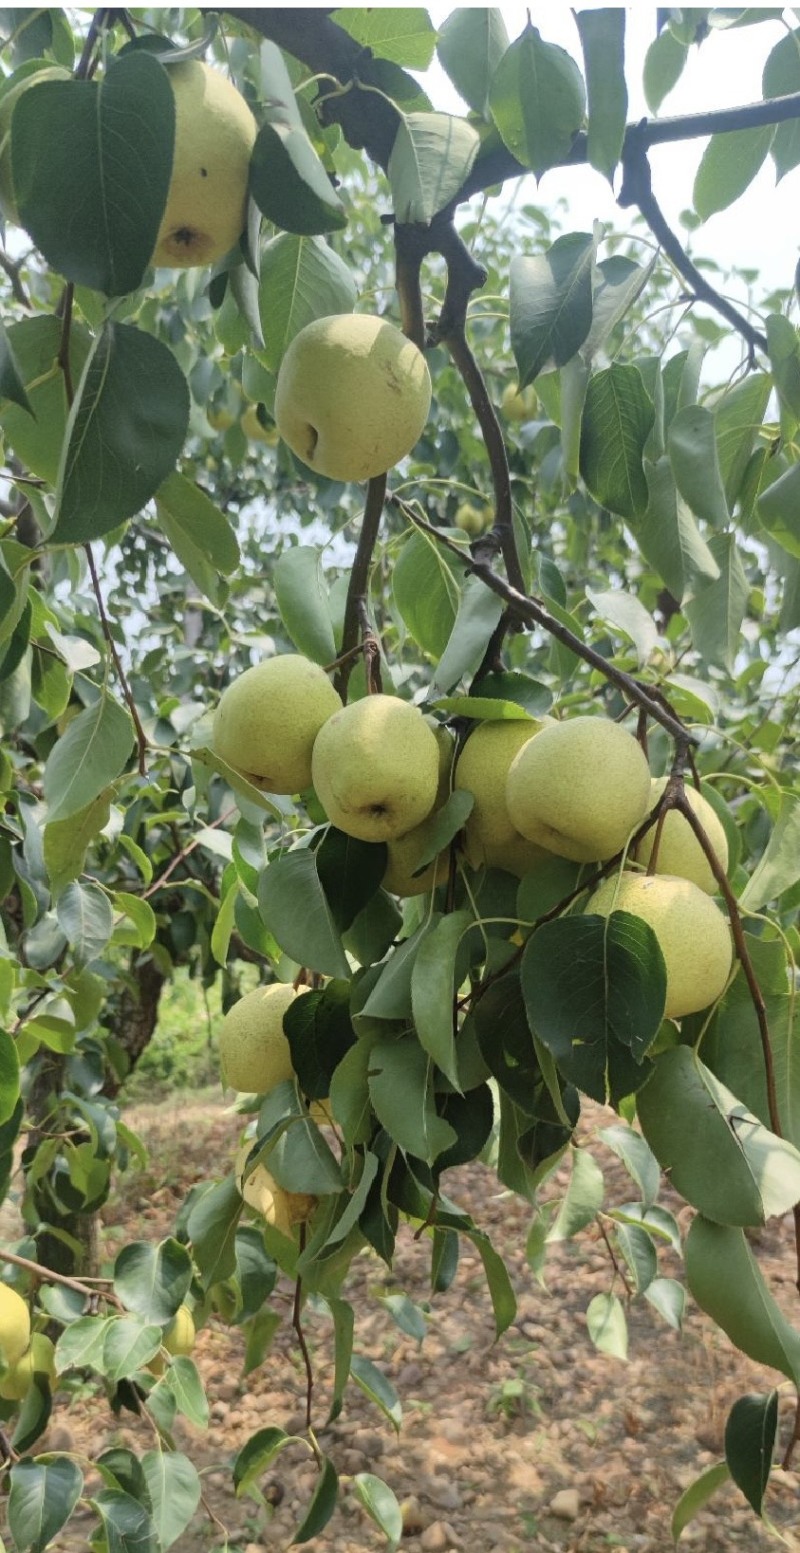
[0,1280,57,1403]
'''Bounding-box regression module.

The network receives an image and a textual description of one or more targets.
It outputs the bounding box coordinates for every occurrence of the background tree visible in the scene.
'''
[1,6,800,1548]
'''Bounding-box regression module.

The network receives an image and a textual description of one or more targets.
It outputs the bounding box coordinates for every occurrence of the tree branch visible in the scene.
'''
[334,473,386,701]
[84,544,149,776]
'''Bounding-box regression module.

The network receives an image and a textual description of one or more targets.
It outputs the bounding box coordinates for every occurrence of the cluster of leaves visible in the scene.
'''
[0,5,799,1548]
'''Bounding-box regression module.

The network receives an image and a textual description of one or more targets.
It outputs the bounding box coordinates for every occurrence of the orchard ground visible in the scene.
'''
[4,985,798,1553]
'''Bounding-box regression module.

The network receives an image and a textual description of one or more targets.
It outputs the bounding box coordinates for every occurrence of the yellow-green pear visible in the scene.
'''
[506,716,651,862]
[152,60,257,268]
[501,383,538,423]
[274,314,431,482]
[454,718,549,865]
[148,1305,195,1376]
[477,835,552,879]
[588,871,733,1019]
[455,501,493,537]
[312,694,439,842]
[241,403,279,445]
[382,724,455,896]
[634,778,729,895]
[0,1333,56,1401]
[0,1281,30,1369]
[213,655,341,794]
[235,1143,317,1236]
[0,62,71,221]
[218,982,305,1094]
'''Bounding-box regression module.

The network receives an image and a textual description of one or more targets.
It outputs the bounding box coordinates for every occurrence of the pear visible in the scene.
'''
[634,778,729,894]
[501,383,538,423]
[477,835,552,879]
[455,501,493,537]
[312,694,440,843]
[235,1143,317,1235]
[213,654,341,794]
[0,1333,56,1401]
[454,718,549,865]
[506,716,651,862]
[153,60,257,268]
[274,314,431,482]
[0,62,71,222]
[0,1281,30,1369]
[382,724,455,896]
[218,983,305,1094]
[148,1304,196,1376]
[588,871,733,1018]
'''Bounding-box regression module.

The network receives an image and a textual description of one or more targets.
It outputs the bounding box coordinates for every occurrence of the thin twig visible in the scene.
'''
[57,283,75,404]
[142,807,235,899]
[334,473,387,701]
[75,7,107,79]
[0,249,31,309]
[0,1246,121,1306]
[391,495,694,747]
[84,544,149,775]
[597,1214,634,1298]
[291,1267,320,1459]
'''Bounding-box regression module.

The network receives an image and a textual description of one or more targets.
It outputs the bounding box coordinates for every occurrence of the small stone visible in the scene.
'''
[401,1495,426,1535]
[420,1523,450,1551]
[426,1479,463,1511]
[548,1487,580,1521]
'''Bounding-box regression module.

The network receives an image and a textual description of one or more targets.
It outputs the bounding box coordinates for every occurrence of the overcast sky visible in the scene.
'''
[427,5,798,301]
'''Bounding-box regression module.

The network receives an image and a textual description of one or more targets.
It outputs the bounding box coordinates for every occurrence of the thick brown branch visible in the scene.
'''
[334,473,386,701]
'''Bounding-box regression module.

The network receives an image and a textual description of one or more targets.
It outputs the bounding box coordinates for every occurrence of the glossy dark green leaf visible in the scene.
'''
[14,52,174,294]
[0,314,91,483]
[113,1237,192,1324]
[522,913,665,1104]
[141,1450,201,1551]
[638,454,719,602]
[102,1317,162,1382]
[685,533,749,672]
[0,1026,20,1126]
[315,828,386,934]
[436,8,509,117]
[257,1080,343,1195]
[8,1457,84,1553]
[668,405,730,527]
[393,530,460,658]
[350,1354,402,1429]
[411,909,473,1089]
[283,980,356,1100]
[368,1033,457,1163]
[51,322,189,544]
[714,373,771,508]
[510,231,596,387]
[251,45,345,235]
[156,472,240,605]
[292,1456,339,1543]
[162,1356,209,1429]
[91,1487,159,1553]
[186,1175,242,1288]
[234,1426,294,1500]
[259,233,357,373]
[489,23,586,176]
[258,849,350,979]
[725,1391,778,1516]
[56,880,113,967]
[0,318,32,413]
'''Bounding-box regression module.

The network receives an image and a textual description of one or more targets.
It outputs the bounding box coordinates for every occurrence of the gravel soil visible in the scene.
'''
[10,1095,800,1552]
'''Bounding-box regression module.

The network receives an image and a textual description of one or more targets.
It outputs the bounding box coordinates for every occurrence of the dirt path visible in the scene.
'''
[14,1097,800,1551]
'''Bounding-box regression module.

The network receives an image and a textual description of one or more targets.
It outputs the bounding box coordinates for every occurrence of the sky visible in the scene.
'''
[426,5,799,302]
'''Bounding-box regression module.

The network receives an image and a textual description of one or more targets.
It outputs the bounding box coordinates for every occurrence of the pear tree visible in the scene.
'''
[1,8,800,1550]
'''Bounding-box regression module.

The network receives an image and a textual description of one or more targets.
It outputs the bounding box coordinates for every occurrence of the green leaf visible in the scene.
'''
[586,1291,627,1359]
[259,234,357,373]
[671,1461,731,1541]
[575,10,627,178]
[0,1028,20,1127]
[522,914,666,1105]
[0,319,32,414]
[643,28,687,113]
[763,30,800,179]
[758,459,800,558]
[725,1391,778,1517]
[599,1123,660,1209]
[715,373,772,509]
[234,1426,295,1501]
[112,892,157,951]
[141,1451,201,1550]
[585,587,658,667]
[464,1228,517,1336]
[580,363,654,520]
[12,1375,52,1456]
[469,671,553,717]
[274,546,337,665]
[103,1317,163,1382]
[583,256,654,365]
[315,828,386,935]
[327,1296,354,1422]
[258,849,350,979]
[14,52,174,294]
[114,1237,192,1324]
[257,1081,343,1195]
[43,695,134,825]
[251,45,346,235]
[292,1456,339,1544]
[162,1356,209,1430]
[393,530,460,657]
[644,1275,686,1331]
[694,124,775,220]
[638,454,720,602]
[91,1488,159,1553]
[637,1047,800,1227]
[667,405,729,527]
[433,573,504,693]
[411,909,472,1089]
[353,1473,402,1550]
[155,472,240,605]
[684,533,749,673]
[334,8,436,68]
[765,313,800,427]
[436,8,509,117]
[685,1215,800,1385]
[8,1458,83,1553]
[368,1033,457,1163]
[186,1175,242,1289]
[284,980,356,1101]
[55,880,113,966]
[510,231,596,387]
[740,794,800,912]
[547,1144,604,1240]
[55,1315,113,1375]
[350,1354,402,1430]
[51,321,190,544]
[488,23,586,176]
[0,314,91,483]
[615,1221,658,1295]
[388,112,480,225]
[43,787,113,897]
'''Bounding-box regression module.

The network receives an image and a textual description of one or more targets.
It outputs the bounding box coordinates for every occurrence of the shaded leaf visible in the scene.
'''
[389,112,480,225]
[274,545,337,664]
[43,695,134,825]
[510,231,596,387]
[8,1458,83,1553]
[114,1237,192,1324]
[436,8,509,117]
[251,44,346,235]
[580,363,654,520]
[259,233,357,373]
[258,849,350,979]
[575,9,627,178]
[724,1391,778,1517]
[292,1456,338,1544]
[489,23,586,176]
[685,1215,800,1384]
